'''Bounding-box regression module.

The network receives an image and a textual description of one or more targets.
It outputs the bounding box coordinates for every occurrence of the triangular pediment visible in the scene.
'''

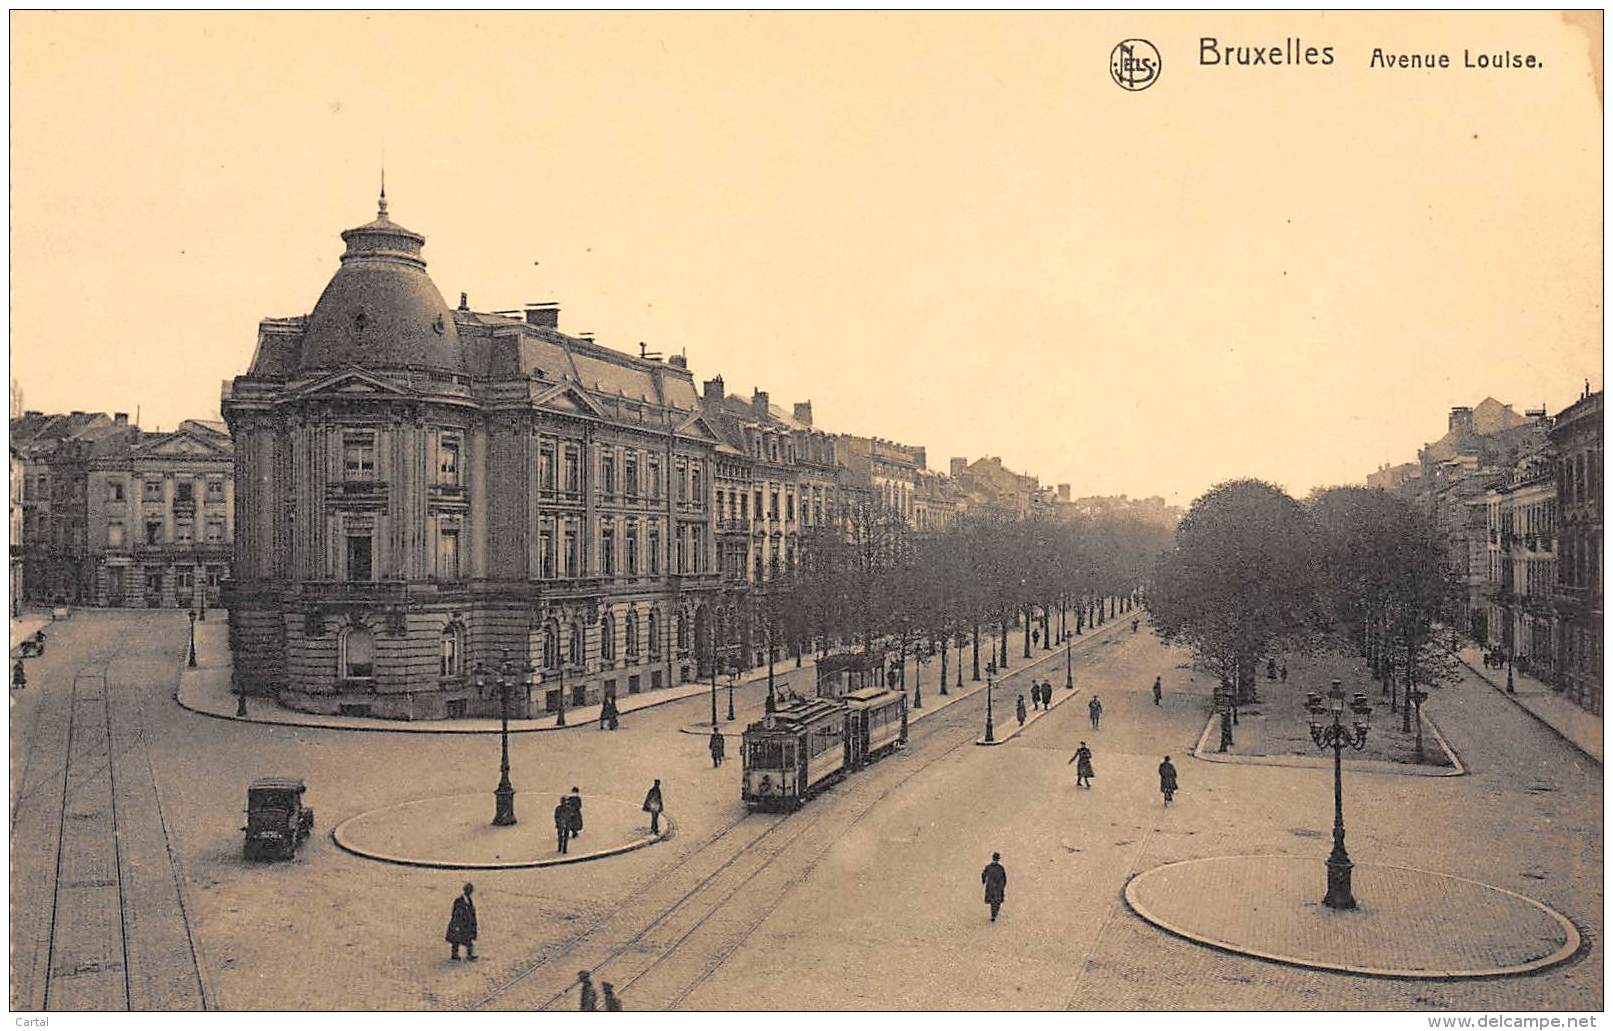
[137,431,232,459]
[292,368,413,400]
[673,413,724,444]
[533,382,606,418]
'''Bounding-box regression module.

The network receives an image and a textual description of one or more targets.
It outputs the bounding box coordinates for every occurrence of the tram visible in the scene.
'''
[741,688,908,811]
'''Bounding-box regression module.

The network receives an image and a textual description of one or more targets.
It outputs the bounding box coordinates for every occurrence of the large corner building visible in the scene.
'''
[223,196,726,719]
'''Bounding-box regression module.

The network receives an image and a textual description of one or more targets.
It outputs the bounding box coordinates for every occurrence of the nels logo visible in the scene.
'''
[1110,39,1161,91]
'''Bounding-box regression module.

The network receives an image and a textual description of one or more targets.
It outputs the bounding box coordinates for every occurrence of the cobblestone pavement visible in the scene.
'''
[1127,855,1577,976]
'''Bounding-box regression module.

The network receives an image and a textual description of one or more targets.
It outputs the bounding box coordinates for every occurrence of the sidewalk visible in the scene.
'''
[1456,645,1602,764]
[177,617,828,734]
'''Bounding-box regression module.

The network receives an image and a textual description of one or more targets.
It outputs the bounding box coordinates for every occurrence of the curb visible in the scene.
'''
[1188,706,1466,778]
[1454,652,1602,767]
[976,680,1085,746]
[330,798,674,871]
[1122,854,1582,980]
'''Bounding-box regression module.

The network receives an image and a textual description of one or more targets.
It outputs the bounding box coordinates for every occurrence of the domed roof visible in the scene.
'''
[298,192,463,375]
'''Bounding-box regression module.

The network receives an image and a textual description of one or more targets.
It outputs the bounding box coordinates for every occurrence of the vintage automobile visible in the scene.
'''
[242,778,315,860]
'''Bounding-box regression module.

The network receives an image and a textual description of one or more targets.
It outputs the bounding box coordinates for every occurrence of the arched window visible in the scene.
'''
[568,622,582,667]
[440,623,463,676]
[625,611,639,658]
[542,621,559,670]
[341,625,375,679]
[601,612,616,661]
[648,609,662,658]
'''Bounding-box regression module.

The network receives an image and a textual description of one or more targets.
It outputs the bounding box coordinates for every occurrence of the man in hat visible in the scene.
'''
[1088,694,1103,730]
[577,970,598,1011]
[980,852,1008,922]
[643,778,664,835]
[445,882,478,961]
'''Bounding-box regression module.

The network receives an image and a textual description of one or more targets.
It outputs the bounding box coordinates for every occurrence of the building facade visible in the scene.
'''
[1484,452,1557,678]
[223,197,725,719]
[1550,388,1603,714]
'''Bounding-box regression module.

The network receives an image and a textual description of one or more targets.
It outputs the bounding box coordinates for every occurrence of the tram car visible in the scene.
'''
[741,688,908,811]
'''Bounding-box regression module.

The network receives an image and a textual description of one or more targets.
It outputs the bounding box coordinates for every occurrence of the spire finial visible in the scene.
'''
[378,162,388,219]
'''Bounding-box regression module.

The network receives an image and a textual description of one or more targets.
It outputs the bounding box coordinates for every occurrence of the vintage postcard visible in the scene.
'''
[6,10,1604,1022]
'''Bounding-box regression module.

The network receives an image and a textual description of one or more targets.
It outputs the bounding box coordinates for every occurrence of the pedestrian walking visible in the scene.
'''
[709,727,726,767]
[643,778,664,835]
[445,882,478,961]
[1158,755,1178,806]
[1088,695,1103,730]
[1131,619,1139,633]
[1280,662,1288,683]
[11,658,24,692]
[1041,681,1052,709]
[566,786,584,839]
[598,694,616,731]
[602,982,623,1011]
[1068,741,1095,788]
[981,852,1008,922]
[1152,676,1162,706]
[577,971,598,1011]
[554,798,572,854]
[1015,694,1027,727]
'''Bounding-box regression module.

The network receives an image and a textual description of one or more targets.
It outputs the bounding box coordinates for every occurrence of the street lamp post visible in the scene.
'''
[1304,679,1373,910]
[476,649,533,827]
[187,608,197,668]
[1065,637,1074,689]
[1506,652,1515,694]
[912,646,923,709]
[727,666,736,721]
[555,661,567,728]
[983,675,995,743]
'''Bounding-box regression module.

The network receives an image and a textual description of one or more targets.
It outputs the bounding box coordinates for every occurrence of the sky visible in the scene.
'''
[9,11,1603,506]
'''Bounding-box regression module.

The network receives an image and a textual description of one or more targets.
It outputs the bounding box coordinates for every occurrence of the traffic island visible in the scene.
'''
[331,792,670,870]
[1124,855,1580,979]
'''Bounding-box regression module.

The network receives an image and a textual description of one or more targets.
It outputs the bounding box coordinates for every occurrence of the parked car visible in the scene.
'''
[243,778,314,861]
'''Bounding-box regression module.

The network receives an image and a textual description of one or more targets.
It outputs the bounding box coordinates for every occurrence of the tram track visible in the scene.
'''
[472,688,988,1011]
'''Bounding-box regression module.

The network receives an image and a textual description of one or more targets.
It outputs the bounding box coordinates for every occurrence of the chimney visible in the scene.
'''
[752,389,770,418]
[911,446,926,470]
[668,354,687,369]
[1449,406,1473,436]
[114,413,128,426]
[704,376,725,404]
[950,457,967,478]
[524,302,559,329]
[459,292,469,311]
[793,401,813,426]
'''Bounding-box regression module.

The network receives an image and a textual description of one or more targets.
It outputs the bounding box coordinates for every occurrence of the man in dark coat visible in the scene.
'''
[569,787,587,835]
[1069,741,1095,788]
[643,779,664,835]
[709,728,725,767]
[1159,755,1179,805]
[1152,676,1162,706]
[981,852,1008,922]
[577,970,598,1011]
[598,695,615,731]
[1015,694,1027,727]
[602,981,623,1011]
[554,798,572,854]
[1088,695,1103,730]
[445,882,478,961]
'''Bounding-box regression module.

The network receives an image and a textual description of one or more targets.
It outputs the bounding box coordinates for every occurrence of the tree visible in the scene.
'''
[1151,479,1328,702]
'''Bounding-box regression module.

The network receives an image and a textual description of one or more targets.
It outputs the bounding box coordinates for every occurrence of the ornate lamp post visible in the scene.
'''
[1304,679,1374,910]
[475,649,534,827]
[187,608,198,668]
[983,675,996,743]
[1065,636,1074,689]
[726,665,737,721]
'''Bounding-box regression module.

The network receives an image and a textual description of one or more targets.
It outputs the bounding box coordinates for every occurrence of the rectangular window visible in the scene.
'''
[754,489,763,515]
[344,433,376,481]
[676,462,687,502]
[648,456,661,498]
[625,453,639,496]
[539,530,554,579]
[626,525,639,576]
[540,445,556,491]
[439,439,460,486]
[602,526,616,576]
[107,521,125,547]
[143,479,163,502]
[176,481,194,504]
[564,528,579,578]
[206,479,224,500]
[676,530,687,573]
[175,519,194,544]
[787,494,795,521]
[770,491,779,519]
[145,520,164,545]
[563,447,579,493]
[438,529,460,580]
[741,494,749,520]
[107,480,124,502]
[205,519,224,543]
[602,452,616,495]
[346,533,373,582]
[692,526,704,573]
[691,465,703,504]
[648,528,661,575]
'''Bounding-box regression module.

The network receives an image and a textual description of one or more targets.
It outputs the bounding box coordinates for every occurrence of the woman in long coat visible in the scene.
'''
[445,882,478,961]
[1068,742,1095,788]
[1158,755,1179,805]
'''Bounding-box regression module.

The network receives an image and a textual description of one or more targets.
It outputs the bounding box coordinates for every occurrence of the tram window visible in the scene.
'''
[749,741,784,768]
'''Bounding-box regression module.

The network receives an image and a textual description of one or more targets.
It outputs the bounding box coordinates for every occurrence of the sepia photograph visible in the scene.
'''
[5,9,1605,1020]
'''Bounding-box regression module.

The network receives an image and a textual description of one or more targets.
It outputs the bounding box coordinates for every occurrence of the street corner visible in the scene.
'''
[1124,854,1581,979]
[331,791,672,870]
